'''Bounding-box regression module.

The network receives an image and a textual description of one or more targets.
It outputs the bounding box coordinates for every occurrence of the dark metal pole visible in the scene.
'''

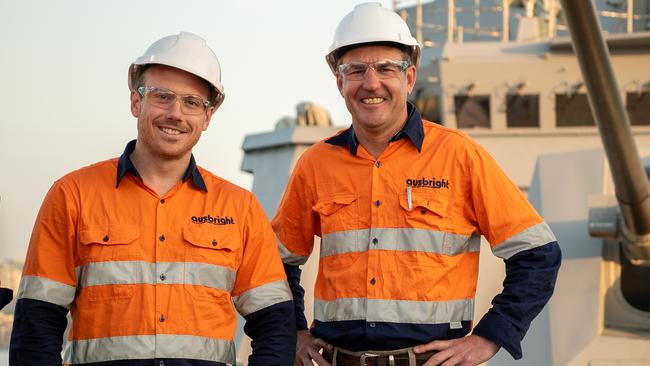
[560,0,650,261]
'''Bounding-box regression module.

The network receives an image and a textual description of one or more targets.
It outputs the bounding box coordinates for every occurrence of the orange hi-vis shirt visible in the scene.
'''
[17,144,292,365]
[273,107,559,356]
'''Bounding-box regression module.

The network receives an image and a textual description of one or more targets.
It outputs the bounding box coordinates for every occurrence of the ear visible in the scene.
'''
[130,90,141,117]
[201,106,216,131]
[406,66,417,94]
[336,74,344,97]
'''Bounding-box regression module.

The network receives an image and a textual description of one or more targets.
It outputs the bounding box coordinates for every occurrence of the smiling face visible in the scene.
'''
[336,45,416,138]
[130,64,214,163]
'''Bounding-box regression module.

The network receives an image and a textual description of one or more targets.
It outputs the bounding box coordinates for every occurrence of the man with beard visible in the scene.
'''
[10,32,295,366]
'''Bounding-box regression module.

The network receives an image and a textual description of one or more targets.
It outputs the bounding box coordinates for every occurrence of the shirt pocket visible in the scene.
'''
[182,225,238,303]
[78,224,140,262]
[183,224,240,267]
[312,195,359,235]
[77,224,140,301]
[399,190,452,231]
[313,195,362,271]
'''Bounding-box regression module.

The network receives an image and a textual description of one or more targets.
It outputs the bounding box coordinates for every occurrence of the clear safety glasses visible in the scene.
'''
[337,59,411,81]
[137,86,211,115]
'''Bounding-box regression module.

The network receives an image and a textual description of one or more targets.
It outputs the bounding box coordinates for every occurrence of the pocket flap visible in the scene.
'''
[183,225,237,251]
[312,195,357,216]
[399,191,448,216]
[79,225,138,246]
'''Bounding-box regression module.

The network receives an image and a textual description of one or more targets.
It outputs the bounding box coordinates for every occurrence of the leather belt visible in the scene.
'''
[323,347,436,366]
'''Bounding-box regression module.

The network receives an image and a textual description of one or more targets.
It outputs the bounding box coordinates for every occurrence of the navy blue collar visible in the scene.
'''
[325,102,424,155]
[116,140,207,192]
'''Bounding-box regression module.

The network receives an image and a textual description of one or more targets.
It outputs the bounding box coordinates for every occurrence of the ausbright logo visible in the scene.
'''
[192,214,235,225]
[406,177,449,189]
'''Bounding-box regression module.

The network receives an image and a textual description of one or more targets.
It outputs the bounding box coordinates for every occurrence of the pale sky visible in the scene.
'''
[0,0,394,261]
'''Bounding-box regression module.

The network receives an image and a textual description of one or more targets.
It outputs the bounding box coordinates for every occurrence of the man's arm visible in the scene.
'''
[416,140,562,364]
[232,194,296,366]
[10,299,68,365]
[243,301,296,365]
[284,264,308,330]
[467,143,562,359]
[472,241,562,359]
[271,154,318,331]
[9,180,78,366]
[271,153,332,365]
[417,242,561,364]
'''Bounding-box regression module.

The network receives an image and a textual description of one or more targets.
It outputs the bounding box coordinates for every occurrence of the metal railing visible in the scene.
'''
[394,0,650,46]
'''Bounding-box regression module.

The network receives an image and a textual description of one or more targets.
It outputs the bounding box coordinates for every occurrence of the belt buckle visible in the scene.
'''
[360,352,378,366]
[359,353,396,366]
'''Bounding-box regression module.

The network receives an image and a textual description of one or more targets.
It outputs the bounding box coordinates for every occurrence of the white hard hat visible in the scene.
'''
[326,2,421,74]
[128,32,225,108]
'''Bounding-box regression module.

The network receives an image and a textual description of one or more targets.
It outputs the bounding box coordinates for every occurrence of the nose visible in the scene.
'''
[164,98,184,120]
[361,68,381,89]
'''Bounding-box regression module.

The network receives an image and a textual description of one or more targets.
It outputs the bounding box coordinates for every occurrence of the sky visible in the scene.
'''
[0,0,396,262]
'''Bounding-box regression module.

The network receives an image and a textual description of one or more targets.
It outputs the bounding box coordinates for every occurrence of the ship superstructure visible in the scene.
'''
[238,1,650,364]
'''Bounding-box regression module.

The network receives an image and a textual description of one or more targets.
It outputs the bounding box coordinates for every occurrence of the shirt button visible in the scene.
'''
[375,200,381,207]
[102,235,109,242]
[370,277,376,285]
[159,314,166,323]
[159,235,165,242]
[375,161,382,168]
[212,239,218,247]
[159,274,166,281]
[159,361,165,366]
[372,238,378,245]
[160,199,166,204]
[369,322,376,328]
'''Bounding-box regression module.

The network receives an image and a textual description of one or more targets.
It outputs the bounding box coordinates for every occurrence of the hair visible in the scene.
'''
[133,65,151,90]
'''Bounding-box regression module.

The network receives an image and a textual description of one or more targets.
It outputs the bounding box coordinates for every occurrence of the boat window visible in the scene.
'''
[455,95,490,128]
[626,92,650,126]
[555,93,596,127]
[506,94,539,128]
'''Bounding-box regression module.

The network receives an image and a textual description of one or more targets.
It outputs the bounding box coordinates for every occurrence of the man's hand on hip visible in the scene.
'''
[413,334,500,366]
[295,330,333,366]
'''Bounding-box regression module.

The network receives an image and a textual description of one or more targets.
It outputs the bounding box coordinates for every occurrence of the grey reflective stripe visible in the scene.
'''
[492,222,557,260]
[321,230,366,257]
[76,261,236,292]
[321,228,480,258]
[278,239,310,265]
[77,261,154,286]
[314,297,474,324]
[63,334,234,364]
[185,262,236,292]
[17,275,76,309]
[233,279,293,316]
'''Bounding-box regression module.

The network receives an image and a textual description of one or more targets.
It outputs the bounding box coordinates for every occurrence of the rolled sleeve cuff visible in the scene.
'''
[233,279,293,317]
[472,311,522,360]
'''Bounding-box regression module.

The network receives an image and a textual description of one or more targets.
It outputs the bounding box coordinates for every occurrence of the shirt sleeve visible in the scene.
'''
[10,298,69,365]
[231,193,296,365]
[271,154,319,330]
[284,264,308,330]
[465,143,562,359]
[10,179,79,364]
[243,301,296,366]
[472,243,561,359]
